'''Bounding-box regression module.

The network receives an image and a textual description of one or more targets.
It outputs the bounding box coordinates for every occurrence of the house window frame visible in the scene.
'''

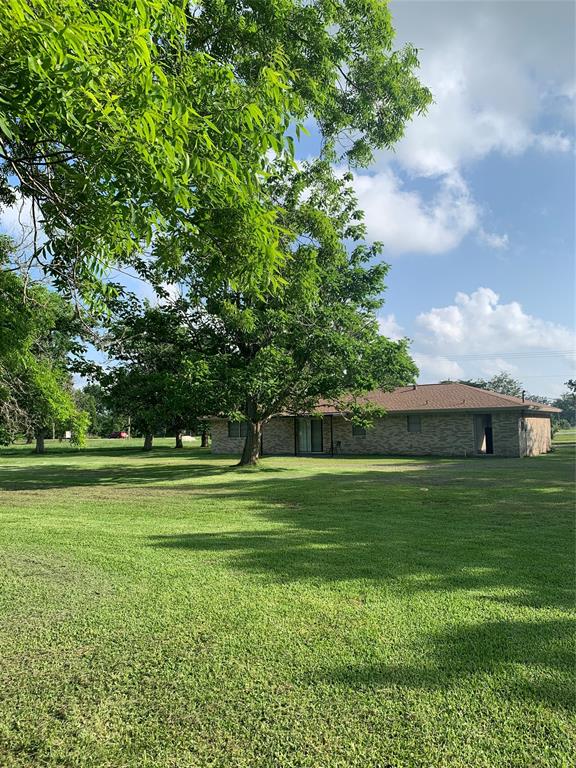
[407,415,422,433]
[228,420,248,438]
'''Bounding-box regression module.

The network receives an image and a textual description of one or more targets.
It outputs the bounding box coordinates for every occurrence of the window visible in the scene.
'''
[228,421,248,438]
[352,424,366,437]
[407,415,422,433]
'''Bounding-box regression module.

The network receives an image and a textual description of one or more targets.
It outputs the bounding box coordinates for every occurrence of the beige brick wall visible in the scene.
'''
[332,412,524,457]
[210,411,530,458]
[491,412,521,457]
[262,417,296,455]
[209,419,241,454]
[520,414,552,456]
[327,413,477,456]
[209,417,297,455]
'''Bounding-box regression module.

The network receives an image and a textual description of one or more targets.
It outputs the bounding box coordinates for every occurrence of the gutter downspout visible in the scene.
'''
[330,414,334,456]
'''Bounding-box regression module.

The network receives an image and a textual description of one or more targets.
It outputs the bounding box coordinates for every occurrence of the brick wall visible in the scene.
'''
[520,414,552,456]
[209,417,297,455]
[210,411,528,457]
[491,412,521,457]
[209,419,240,454]
[262,417,296,455]
[327,413,477,456]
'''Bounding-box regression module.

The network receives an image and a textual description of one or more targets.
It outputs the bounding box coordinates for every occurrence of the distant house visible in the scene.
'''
[210,383,560,458]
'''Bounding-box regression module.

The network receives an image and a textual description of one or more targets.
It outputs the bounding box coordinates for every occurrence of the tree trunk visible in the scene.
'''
[238,420,263,466]
[201,425,209,448]
[34,431,45,455]
[25,431,33,445]
[175,431,183,449]
[143,433,153,451]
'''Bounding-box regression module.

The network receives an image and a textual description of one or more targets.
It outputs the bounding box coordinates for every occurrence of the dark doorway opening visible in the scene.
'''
[485,424,494,454]
[474,414,494,455]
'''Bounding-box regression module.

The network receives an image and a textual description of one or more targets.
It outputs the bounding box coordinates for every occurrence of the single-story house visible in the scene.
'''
[210,383,561,458]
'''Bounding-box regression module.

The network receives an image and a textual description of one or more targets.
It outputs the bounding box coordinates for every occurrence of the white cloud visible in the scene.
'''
[476,357,519,378]
[415,287,576,355]
[533,132,572,153]
[412,352,464,382]
[160,282,181,301]
[408,288,576,395]
[388,1,573,177]
[349,1,574,259]
[391,73,571,179]
[352,169,479,255]
[0,194,35,238]
[377,313,405,340]
[0,194,48,256]
[478,229,509,250]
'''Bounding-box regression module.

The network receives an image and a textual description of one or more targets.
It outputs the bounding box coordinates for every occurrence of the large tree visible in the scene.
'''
[0,0,305,303]
[186,0,431,165]
[1,0,430,302]
[99,299,211,450]
[162,161,418,465]
[0,237,88,451]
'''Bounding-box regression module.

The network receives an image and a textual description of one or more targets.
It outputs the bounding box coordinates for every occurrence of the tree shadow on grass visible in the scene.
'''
[0,461,229,490]
[0,450,519,492]
[147,468,574,711]
[314,617,575,711]
[148,458,573,601]
[0,454,294,491]
[0,442,194,458]
[1,445,573,713]
[146,459,574,711]
[3,448,572,616]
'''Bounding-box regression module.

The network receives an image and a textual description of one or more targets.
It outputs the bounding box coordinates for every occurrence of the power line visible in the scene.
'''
[510,374,574,379]
[417,351,575,360]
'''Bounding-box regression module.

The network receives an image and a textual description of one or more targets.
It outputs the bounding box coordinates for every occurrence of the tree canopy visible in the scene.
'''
[456,373,525,398]
[1,2,433,458]
[0,236,88,450]
[0,0,431,303]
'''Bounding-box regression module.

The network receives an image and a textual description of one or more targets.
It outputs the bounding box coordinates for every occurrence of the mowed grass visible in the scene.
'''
[554,427,576,444]
[0,436,574,767]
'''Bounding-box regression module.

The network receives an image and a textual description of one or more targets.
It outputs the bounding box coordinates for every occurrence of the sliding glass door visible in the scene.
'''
[297,418,323,453]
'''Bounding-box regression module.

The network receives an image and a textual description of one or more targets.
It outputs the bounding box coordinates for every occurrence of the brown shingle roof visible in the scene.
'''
[314,383,561,415]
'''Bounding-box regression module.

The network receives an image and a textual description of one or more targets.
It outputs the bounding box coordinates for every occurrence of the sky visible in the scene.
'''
[1,0,574,398]
[298,0,576,397]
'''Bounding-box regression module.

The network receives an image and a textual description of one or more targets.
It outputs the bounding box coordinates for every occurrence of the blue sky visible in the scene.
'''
[2,1,574,397]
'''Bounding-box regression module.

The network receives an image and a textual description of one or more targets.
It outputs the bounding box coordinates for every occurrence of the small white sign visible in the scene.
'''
[65,430,72,440]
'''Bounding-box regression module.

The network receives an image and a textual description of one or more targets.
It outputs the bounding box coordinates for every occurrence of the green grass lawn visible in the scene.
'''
[0,436,574,767]
[554,427,576,444]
